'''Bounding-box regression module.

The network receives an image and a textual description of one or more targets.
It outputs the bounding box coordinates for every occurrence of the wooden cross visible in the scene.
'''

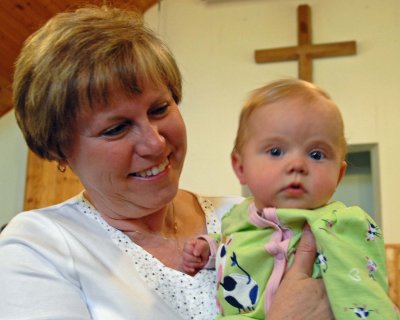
[254,4,357,82]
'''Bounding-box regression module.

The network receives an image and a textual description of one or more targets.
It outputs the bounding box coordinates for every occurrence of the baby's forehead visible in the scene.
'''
[265,96,341,123]
[250,97,344,136]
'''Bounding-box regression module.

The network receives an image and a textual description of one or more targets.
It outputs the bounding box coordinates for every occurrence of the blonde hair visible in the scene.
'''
[14,6,182,161]
[233,79,347,160]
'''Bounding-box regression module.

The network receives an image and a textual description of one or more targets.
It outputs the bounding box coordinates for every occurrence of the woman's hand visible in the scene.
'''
[268,225,334,320]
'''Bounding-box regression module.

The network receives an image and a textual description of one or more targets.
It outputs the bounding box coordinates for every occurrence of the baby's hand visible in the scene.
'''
[182,238,210,276]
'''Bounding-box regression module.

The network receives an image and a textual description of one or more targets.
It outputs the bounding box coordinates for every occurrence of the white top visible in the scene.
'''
[0,192,243,320]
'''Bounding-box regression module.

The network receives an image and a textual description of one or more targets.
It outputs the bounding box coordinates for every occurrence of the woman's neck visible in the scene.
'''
[83,190,176,236]
[85,189,207,271]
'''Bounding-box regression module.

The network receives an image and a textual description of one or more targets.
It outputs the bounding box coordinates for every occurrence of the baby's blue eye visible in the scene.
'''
[269,147,283,157]
[310,150,325,160]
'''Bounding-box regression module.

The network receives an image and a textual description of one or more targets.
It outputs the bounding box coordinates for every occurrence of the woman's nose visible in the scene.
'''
[134,123,166,157]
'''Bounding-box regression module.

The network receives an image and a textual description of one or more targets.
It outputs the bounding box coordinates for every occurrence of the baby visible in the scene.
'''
[183,79,398,319]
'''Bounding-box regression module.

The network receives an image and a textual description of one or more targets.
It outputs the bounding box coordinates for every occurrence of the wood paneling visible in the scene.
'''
[386,244,400,307]
[24,151,83,210]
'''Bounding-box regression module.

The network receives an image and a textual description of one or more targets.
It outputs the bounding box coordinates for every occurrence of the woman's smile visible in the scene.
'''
[130,158,170,178]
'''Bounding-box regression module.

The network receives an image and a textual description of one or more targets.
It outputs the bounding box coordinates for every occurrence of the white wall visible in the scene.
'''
[1,0,399,243]
[144,0,400,242]
[0,111,27,227]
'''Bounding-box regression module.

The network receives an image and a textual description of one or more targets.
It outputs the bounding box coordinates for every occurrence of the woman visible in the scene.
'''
[0,6,332,319]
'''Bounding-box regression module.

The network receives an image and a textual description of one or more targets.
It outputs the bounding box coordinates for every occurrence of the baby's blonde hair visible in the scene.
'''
[233,79,347,160]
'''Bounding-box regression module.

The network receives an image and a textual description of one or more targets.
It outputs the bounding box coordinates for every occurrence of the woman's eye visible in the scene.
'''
[102,122,129,137]
[149,103,169,117]
[310,150,325,160]
[268,147,283,157]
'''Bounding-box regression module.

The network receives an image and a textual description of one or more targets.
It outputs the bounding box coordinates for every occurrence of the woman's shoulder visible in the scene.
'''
[1,192,98,240]
[181,189,245,220]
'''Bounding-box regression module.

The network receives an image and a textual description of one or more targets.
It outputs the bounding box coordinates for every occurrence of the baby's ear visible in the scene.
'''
[231,151,247,185]
[337,161,347,185]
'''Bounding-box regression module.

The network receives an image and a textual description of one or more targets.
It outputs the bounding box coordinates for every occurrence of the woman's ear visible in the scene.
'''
[231,151,247,185]
[58,159,69,166]
[337,161,347,185]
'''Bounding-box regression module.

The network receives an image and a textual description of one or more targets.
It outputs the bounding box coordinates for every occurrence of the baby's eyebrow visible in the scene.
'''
[308,139,334,147]
[259,135,286,144]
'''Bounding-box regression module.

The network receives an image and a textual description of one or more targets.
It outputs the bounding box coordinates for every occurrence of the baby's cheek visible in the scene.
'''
[314,175,338,203]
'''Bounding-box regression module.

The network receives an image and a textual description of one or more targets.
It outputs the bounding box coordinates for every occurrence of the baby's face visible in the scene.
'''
[232,96,347,210]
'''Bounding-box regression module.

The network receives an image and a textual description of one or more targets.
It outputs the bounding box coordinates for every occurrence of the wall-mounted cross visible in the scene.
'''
[254,4,357,82]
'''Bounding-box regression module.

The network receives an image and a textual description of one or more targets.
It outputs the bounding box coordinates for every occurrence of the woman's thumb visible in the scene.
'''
[289,224,316,277]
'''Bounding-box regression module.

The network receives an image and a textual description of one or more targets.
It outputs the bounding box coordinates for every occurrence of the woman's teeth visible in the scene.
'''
[133,159,169,178]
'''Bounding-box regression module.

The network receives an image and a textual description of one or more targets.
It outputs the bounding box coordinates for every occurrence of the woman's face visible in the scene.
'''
[65,83,187,219]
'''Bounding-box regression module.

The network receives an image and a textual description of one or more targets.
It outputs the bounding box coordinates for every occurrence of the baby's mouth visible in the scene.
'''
[282,182,305,193]
[130,158,169,178]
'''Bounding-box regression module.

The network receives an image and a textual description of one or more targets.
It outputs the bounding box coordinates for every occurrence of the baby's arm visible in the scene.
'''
[182,238,211,276]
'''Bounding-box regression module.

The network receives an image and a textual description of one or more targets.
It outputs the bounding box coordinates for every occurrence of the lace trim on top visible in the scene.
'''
[77,194,220,320]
